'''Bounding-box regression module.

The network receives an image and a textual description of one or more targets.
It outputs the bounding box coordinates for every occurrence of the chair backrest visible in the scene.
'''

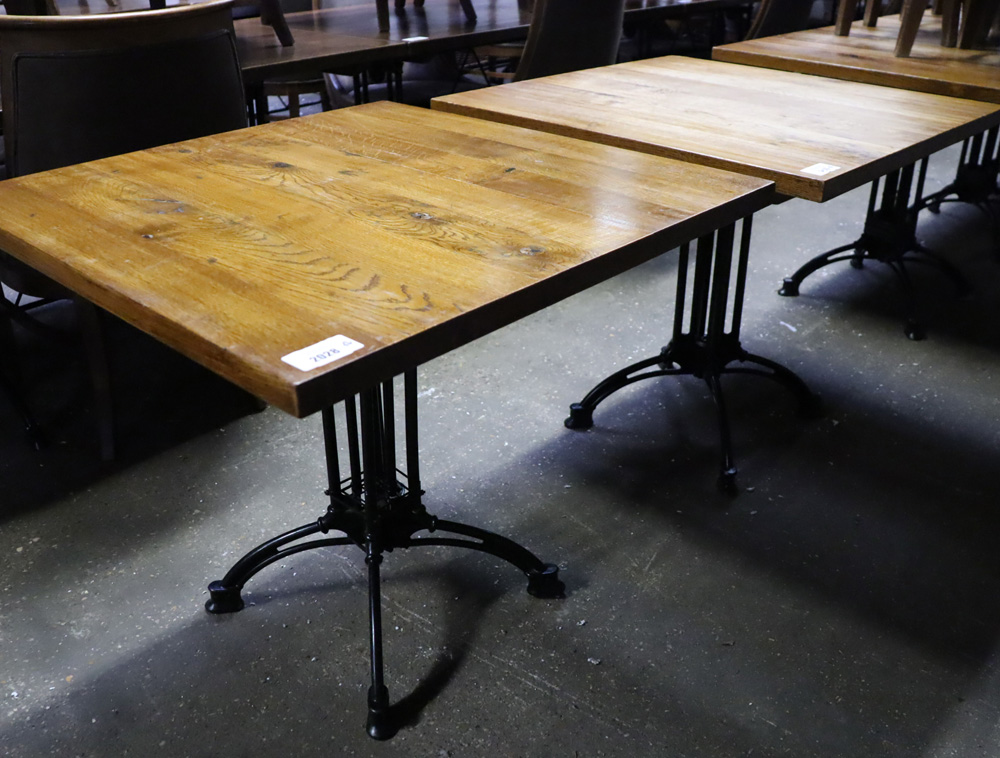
[0,0,248,179]
[514,0,626,82]
[745,0,815,39]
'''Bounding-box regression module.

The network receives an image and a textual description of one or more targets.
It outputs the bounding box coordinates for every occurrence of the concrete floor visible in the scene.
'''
[2,141,1000,757]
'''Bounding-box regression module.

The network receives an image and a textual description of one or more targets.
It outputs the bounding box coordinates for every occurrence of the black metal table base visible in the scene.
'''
[564,219,820,493]
[0,366,43,449]
[921,127,1000,260]
[206,371,563,740]
[0,308,44,450]
[779,161,970,341]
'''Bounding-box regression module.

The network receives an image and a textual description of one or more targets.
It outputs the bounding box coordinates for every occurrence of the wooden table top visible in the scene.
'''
[713,14,1000,104]
[433,55,1000,202]
[0,102,772,417]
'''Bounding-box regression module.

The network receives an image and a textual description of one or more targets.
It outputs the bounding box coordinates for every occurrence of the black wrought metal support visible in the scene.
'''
[920,126,1000,260]
[779,160,971,340]
[0,307,44,449]
[0,361,43,449]
[564,219,821,493]
[205,369,563,740]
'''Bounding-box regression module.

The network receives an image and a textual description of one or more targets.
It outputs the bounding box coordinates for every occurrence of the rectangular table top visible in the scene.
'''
[433,55,1000,202]
[713,14,1000,104]
[0,102,772,418]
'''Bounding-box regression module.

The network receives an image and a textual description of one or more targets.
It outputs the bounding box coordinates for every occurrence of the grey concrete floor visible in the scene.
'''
[2,141,1000,757]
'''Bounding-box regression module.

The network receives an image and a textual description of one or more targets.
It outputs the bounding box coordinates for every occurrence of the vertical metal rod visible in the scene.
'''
[345,395,363,496]
[360,388,385,501]
[959,136,971,165]
[706,223,735,341]
[970,132,984,162]
[896,163,915,214]
[672,242,690,340]
[866,177,881,217]
[381,379,397,490]
[688,233,714,338]
[358,384,391,737]
[983,127,999,166]
[366,545,387,710]
[882,169,900,212]
[914,158,929,206]
[321,406,341,506]
[729,215,753,337]
[404,369,421,497]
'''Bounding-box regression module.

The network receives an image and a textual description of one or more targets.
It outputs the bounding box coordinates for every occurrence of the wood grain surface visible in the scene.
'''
[433,55,1000,201]
[0,102,772,417]
[713,14,1000,104]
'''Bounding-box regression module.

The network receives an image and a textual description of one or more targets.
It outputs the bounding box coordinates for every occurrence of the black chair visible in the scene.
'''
[745,0,815,39]
[474,0,624,83]
[0,0,248,459]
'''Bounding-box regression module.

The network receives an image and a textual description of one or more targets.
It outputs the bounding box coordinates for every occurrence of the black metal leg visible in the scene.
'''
[0,360,43,450]
[566,219,819,490]
[921,128,1000,260]
[0,309,44,450]
[206,369,562,740]
[705,372,737,493]
[781,158,973,338]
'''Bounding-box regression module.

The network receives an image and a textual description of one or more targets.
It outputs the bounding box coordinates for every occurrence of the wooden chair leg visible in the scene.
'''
[895,0,927,56]
[959,0,1000,46]
[864,0,883,26]
[836,0,861,34]
[76,299,115,462]
[940,0,960,44]
[458,0,477,22]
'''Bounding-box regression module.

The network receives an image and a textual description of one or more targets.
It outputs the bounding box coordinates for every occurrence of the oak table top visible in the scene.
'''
[713,14,1000,104]
[0,101,773,418]
[433,55,1000,202]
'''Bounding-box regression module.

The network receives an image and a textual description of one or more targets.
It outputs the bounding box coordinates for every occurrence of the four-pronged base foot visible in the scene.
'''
[204,579,245,614]
[527,563,564,598]
[564,403,594,430]
[778,277,801,297]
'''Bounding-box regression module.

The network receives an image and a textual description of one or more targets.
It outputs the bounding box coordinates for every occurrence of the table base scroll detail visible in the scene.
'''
[780,161,971,341]
[564,219,821,494]
[205,370,563,740]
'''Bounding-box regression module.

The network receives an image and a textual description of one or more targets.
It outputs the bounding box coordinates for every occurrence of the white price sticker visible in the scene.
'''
[282,335,364,372]
[801,163,840,177]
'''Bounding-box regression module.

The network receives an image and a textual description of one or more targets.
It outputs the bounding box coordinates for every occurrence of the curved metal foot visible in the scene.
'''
[778,241,861,297]
[778,277,800,297]
[205,580,246,614]
[564,402,594,430]
[905,321,927,341]
[526,563,564,599]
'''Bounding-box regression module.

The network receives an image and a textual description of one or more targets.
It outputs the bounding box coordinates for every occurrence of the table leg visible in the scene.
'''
[922,126,1000,259]
[564,218,820,494]
[0,322,44,450]
[779,160,971,340]
[205,369,563,739]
